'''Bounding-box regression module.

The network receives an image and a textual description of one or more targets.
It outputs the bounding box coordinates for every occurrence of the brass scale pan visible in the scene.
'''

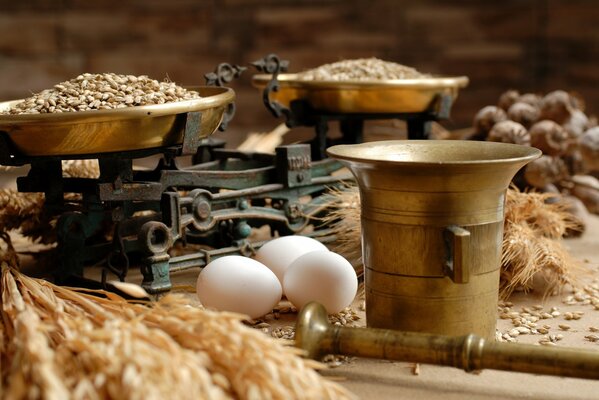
[0,86,235,157]
[252,73,469,114]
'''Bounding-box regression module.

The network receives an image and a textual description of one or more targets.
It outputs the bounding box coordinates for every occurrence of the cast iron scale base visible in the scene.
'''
[0,58,349,293]
[1,130,344,293]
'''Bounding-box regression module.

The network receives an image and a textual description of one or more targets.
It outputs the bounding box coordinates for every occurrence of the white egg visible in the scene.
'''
[196,256,282,319]
[283,250,358,314]
[254,235,328,285]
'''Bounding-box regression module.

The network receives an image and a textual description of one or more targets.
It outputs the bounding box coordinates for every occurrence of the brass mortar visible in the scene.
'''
[327,140,541,338]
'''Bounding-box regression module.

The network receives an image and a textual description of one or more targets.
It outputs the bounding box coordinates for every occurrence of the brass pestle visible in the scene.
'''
[295,302,599,380]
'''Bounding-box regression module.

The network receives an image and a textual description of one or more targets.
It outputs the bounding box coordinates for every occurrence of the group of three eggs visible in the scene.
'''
[196,236,359,319]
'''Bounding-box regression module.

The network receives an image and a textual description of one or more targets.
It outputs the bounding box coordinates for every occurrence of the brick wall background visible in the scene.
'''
[0,0,597,145]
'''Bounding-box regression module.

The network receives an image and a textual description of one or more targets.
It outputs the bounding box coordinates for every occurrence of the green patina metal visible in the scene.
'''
[4,111,348,292]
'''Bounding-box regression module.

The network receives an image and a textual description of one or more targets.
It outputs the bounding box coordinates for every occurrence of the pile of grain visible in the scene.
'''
[1,73,200,115]
[297,58,430,81]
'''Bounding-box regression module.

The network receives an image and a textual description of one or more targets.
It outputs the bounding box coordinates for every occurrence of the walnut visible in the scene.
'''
[562,109,589,139]
[570,175,599,214]
[542,183,561,194]
[587,115,598,129]
[518,93,542,108]
[539,90,577,125]
[498,89,520,111]
[487,120,530,145]
[529,120,569,156]
[472,105,507,139]
[569,91,586,111]
[523,156,569,189]
[562,195,588,236]
[562,152,586,175]
[507,102,540,128]
[580,127,599,172]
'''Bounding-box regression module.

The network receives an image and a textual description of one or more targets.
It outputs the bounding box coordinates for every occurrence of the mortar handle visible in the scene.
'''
[444,225,470,284]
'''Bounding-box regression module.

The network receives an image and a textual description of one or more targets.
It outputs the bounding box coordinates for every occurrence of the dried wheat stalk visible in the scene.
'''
[0,189,51,243]
[320,185,363,273]
[61,159,100,179]
[500,187,583,298]
[0,160,100,243]
[237,124,289,153]
[322,184,583,298]
[0,234,355,400]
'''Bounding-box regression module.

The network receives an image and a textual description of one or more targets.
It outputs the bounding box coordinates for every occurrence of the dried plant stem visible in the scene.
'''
[61,159,100,179]
[237,123,289,153]
[2,271,70,399]
[0,160,100,243]
[320,185,362,273]
[500,187,583,297]
[0,232,355,400]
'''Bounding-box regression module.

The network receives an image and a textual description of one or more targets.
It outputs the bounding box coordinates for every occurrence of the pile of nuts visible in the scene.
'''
[297,58,431,81]
[1,73,200,115]
[473,90,599,223]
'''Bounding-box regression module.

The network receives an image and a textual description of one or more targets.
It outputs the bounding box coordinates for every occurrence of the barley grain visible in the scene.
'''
[539,340,556,346]
[585,335,599,343]
[297,58,431,81]
[2,73,200,115]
